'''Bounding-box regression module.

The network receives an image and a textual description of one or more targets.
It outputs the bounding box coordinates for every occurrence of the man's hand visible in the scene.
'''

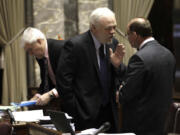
[36,92,52,106]
[109,44,125,68]
[116,90,119,103]
[30,93,41,101]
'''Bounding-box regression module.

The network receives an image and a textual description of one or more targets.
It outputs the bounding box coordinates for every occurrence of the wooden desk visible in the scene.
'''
[13,123,63,135]
[13,123,28,135]
[0,108,63,135]
[27,123,62,135]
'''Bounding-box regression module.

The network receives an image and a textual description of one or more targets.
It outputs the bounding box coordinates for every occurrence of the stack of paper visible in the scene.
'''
[98,133,135,135]
[76,128,136,135]
[0,106,16,111]
[12,110,50,122]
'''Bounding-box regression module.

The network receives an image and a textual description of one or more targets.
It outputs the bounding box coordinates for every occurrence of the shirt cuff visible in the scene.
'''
[35,93,41,98]
[52,88,59,98]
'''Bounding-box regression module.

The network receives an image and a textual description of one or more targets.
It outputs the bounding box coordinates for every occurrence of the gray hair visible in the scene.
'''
[21,27,46,47]
[89,7,115,27]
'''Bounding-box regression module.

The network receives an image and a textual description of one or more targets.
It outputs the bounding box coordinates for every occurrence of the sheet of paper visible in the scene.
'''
[77,130,136,135]
[12,109,47,122]
[76,128,97,135]
[98,133,136,135]
[0,106,16,111]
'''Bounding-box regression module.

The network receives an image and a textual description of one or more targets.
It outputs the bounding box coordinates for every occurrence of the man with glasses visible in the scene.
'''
[118,18,175,135]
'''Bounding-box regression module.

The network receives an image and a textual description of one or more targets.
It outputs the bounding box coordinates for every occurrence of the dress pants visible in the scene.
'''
[95,103,116,133]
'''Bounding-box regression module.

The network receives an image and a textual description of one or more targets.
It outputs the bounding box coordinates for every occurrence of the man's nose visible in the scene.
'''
[110,28,115,34]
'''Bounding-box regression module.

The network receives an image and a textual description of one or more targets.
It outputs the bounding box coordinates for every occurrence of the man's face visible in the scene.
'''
[24,39,45,59]
[126,26,138,48]
[93,16,117,44]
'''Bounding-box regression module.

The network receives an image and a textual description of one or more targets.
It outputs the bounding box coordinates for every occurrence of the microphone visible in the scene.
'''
[94,122,111,135]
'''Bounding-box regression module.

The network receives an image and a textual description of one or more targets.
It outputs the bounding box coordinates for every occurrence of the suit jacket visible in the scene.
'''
[37,39,65,94]
[56,30,120,131]
[119,40,176,135]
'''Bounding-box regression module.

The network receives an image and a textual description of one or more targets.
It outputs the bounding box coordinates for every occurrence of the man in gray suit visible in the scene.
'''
[118,18,176,135]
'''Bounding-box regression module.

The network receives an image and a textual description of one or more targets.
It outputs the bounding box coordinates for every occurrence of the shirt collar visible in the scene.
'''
[90,31,102,50]
[139,37,155,49]
[44,39,48,58]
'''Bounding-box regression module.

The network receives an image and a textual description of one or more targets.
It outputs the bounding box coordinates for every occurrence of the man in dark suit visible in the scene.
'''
[118,18,176,135]
[56,7,125,132]
[21,27,64,105]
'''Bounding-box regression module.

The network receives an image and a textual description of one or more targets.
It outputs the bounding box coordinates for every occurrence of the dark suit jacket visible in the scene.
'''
[56,30,120,131]
[119,40,176,135]
[37,39,64,94]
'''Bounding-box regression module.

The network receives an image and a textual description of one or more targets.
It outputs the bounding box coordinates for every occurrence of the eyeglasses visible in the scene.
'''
[115,28,131,40]
[125,31,132,37]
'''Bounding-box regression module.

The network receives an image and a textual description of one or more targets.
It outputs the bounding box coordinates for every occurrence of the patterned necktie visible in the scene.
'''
[43,57,49,93]
[99,45,109,106]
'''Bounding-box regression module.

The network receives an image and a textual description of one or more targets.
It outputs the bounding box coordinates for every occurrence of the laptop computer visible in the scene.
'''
[47,110,75,135]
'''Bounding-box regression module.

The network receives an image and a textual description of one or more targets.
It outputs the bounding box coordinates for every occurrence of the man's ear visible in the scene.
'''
[91,24,96,30]
[133,31,138,38]
[132,31,136,36]
[37,39,42,45]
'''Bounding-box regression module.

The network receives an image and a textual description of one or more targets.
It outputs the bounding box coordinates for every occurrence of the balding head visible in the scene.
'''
[128,17,152,38]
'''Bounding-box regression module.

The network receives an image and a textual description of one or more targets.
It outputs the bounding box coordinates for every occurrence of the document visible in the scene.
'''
[77,129,136,135]
[12,109,50,122]
[98,133,136,135]
[0,106,16,111]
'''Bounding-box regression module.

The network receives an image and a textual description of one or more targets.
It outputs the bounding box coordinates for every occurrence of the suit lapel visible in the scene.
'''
[47,41,55,73]
[86,31,101,79]
[86,31,113,86]
[37,57,49,93]
[105,45,111,72]
[105,44,112,87]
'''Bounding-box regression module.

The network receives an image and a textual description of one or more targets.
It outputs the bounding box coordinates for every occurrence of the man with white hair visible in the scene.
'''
[21,27,65,106]
[56,7,125,132]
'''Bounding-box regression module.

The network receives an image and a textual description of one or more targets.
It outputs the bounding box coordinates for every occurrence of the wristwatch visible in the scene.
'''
[49,92,56,99]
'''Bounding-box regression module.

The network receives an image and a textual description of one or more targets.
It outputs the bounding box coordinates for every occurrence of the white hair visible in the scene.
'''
[21,27,46,47]
[89,7,115,27]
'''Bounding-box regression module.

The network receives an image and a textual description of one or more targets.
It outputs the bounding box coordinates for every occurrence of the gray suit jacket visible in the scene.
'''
[119,40,176,135]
